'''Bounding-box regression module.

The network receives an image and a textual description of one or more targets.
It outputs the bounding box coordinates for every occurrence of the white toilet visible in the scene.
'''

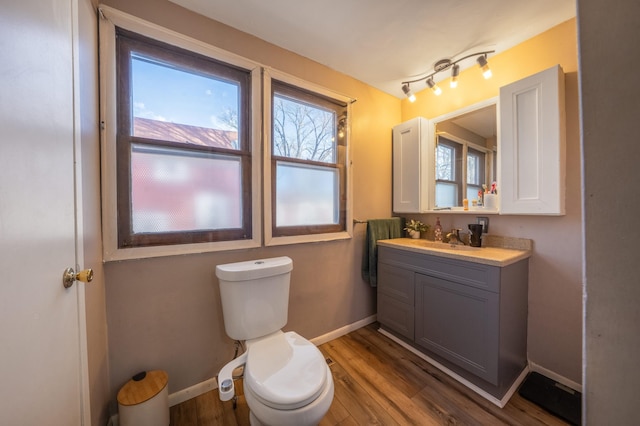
[215,256,334,426]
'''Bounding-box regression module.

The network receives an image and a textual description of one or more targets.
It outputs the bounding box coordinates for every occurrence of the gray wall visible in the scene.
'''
[578,0,640,423]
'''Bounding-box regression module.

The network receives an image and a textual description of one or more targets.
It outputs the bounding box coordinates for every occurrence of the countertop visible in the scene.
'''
[377,236,532,267]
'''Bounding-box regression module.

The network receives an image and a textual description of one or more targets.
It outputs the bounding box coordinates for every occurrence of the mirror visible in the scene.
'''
[430,100,497,210]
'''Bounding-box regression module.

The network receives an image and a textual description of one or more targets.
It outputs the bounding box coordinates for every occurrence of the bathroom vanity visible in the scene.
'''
[376,238,531,406]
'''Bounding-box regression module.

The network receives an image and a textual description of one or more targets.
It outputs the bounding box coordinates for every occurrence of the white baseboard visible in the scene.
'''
[378,328,529,408]
[528,361,582,393]
[310,314,377,346]
[168,376,218,407]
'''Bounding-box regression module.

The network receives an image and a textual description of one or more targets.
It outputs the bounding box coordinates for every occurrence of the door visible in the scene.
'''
[414,273,499,385]
[0,0,87,424]
[392,117,432,213]
[499,64,566,215]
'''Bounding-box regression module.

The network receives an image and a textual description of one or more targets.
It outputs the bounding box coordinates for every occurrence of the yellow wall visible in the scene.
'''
[402,19,578,121]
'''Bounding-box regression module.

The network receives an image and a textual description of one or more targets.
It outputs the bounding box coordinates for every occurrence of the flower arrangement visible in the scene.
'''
[404,219,429,233]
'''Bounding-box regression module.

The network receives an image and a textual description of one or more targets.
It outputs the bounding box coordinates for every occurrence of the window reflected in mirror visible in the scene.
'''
[434,104,496,208]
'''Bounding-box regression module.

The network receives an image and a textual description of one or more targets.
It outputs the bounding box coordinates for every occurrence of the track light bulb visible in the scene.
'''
[401,83,416,102]
[477,55,492,79]
[426,78,442,96]
[450,64,460,88]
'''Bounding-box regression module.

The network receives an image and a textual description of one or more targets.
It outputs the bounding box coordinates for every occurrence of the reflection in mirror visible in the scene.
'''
[434,104,497,209]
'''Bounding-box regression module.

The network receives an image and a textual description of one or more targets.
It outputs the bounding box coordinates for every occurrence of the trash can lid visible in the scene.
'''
[117,370,168,406]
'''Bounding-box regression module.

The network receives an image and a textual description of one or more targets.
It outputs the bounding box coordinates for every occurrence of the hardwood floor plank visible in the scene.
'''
[327,360,401,425]
[322,337,445,425]
[319,385,351,426]
[170,396,199,426]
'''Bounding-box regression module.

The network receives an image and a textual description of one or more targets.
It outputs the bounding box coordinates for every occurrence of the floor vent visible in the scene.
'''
[518,372,581,425]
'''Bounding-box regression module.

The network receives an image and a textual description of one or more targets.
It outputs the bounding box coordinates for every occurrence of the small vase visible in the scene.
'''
[409,230,420,239]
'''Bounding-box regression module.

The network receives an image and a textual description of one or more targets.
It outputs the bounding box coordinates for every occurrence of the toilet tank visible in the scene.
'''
[216,257,293,341]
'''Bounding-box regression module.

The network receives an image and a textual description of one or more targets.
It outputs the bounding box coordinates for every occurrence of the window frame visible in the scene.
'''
[263,70,353,246]
[99,6,262,260]
[116,28,252,248]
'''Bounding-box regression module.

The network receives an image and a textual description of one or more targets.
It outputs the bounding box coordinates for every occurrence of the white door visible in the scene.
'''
[499,64,566,215]
[0,0,87,424]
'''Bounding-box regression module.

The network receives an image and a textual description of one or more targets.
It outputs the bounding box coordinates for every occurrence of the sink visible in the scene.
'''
[407,239,481,251]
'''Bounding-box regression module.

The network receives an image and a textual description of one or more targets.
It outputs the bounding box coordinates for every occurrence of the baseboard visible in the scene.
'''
[528,361,582,393]
[378,328,529,408]
[310,314,377,346]
[168,376,218,407]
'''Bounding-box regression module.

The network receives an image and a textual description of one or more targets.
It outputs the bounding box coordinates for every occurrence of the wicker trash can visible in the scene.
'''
[117,370,169,426]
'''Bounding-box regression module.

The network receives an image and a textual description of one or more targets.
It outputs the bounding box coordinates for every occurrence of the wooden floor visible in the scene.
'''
[170,323,569,425]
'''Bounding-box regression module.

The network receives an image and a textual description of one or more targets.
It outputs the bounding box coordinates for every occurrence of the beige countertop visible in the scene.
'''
[377,236,532,267]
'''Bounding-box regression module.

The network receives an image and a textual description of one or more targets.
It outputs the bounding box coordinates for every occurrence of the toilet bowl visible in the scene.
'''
[215,257,334,426]
[242,331,334,425]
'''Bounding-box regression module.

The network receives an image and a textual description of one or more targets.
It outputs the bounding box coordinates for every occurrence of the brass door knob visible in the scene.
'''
[62,267,94,288]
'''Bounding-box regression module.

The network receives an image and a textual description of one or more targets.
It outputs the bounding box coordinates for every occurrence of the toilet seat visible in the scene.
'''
[245,331,327,410]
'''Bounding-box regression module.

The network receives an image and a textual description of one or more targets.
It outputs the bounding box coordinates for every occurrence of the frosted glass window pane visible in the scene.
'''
[275,162,338,226]
[436,182,457,208]
[131,55,240,149]
[131,144,242,233]
[467,185,483,202]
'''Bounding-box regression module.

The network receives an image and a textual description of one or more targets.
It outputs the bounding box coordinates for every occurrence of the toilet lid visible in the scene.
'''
[245,331,328,410]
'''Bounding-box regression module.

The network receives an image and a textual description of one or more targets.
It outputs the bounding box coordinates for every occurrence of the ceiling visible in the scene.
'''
[169,0,575,99]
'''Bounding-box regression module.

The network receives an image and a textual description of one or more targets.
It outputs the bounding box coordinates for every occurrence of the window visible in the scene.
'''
[466,147,486,203]
[435,136,487,208]
[115,28,252,248]
[269,80,348,238]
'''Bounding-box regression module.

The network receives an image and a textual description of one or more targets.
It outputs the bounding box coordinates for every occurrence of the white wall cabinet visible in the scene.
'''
[499,65,566,215]
[392,117,433,213]
[392,65,566,216]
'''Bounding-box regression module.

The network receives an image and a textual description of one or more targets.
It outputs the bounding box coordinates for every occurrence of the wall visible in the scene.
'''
[401,19,583,385]
[100,0,400,407]
[78,0,111,424]
[579,0,640,422]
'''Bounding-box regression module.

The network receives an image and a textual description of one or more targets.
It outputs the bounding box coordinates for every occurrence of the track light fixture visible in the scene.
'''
[400,50,494,100]
[401,83,416,102]
[477,54,492,79]
[450,64,460,88]
[426,77,442,96]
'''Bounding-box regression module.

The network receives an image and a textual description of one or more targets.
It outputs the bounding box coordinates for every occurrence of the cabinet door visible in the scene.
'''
[377,263,414,340]
[415,273,499,384]
[500,64,566,215]
[392,117,432,213]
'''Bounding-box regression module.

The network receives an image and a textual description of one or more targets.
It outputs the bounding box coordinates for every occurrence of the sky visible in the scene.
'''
[132,55,239,131]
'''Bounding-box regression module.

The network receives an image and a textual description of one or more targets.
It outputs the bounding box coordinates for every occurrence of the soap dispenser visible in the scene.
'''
[434,217,443,242]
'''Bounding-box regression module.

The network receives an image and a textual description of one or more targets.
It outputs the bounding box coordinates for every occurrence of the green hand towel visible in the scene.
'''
[362,217,404,287]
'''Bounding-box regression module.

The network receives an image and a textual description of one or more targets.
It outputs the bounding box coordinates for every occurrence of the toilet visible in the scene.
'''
[215,256,334,426]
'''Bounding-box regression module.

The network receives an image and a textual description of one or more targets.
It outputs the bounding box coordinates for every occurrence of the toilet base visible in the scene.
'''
[244,364,334,426]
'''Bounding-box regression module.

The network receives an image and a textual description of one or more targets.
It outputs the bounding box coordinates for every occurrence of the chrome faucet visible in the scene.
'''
[446,229,465,245]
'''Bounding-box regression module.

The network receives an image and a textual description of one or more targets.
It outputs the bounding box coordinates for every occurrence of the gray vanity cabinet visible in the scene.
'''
[377,263,415,340]
[377,245,529,399]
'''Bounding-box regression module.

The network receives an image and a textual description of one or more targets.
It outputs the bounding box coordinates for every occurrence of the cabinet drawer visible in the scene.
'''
[377,293,414,340]
[378,262,415,304]
[379,246,500,293]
